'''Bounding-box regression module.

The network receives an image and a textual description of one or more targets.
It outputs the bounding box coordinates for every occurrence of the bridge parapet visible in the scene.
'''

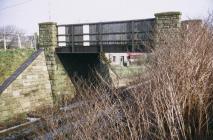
[56,18,155,53]
[53,12,181,53]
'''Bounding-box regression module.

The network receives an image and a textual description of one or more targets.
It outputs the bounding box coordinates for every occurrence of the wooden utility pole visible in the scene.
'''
[3,26,6,50]
[17,34,22,48]
[33,33,38,50]
[30,39,33,48]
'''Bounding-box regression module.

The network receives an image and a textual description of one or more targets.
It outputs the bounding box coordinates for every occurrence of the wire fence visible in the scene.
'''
[0,33,38,50]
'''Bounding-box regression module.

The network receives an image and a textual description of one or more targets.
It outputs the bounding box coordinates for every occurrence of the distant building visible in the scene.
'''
[105,53,144,66]
[127,53,144,64]
[105,53,129,66]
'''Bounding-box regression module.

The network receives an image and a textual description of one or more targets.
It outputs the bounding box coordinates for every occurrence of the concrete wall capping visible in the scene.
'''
[155,11,182,17]
[39,22,57,25]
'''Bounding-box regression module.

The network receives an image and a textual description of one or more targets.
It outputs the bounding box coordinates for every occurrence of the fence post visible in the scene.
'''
[33,32,38,50]
[3,26,6,50]
[3,35,6,51]
[17,34,22,49]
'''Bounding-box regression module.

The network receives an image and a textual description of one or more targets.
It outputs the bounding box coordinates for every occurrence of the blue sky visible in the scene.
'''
[0,0,212,34]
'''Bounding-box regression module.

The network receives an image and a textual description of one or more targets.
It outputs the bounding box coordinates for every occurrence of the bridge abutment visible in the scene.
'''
[154,12,182,48]
[39,22,75,104]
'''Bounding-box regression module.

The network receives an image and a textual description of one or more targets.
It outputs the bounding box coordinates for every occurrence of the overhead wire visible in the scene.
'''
[0,0,33,12]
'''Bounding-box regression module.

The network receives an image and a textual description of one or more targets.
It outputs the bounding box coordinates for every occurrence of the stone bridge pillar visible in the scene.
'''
[39,22,75,104]
[39,22,57,49]
[154,12,182,48]
[39,22,58,100]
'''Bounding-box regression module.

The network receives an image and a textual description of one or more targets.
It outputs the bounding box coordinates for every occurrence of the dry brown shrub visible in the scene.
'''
[34,16,213,140]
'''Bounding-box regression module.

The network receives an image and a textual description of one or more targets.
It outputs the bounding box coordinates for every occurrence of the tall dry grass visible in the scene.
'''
[33,17,213,140]
[139,18,213,139]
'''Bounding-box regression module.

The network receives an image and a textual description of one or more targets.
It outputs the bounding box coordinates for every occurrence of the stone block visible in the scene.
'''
[12,90,21,97]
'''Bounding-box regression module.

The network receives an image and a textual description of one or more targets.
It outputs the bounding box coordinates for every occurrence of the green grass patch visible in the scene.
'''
[0,49,35,84]
[111,65,145,78]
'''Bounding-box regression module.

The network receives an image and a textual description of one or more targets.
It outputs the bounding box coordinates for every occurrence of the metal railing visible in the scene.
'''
[57,18,155,52]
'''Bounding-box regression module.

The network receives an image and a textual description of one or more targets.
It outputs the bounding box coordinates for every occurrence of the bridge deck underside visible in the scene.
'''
[55,44,151,53]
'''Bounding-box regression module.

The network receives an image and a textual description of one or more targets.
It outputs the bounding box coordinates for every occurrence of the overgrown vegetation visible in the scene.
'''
[0,49,34,84]
[30,16,213,140]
